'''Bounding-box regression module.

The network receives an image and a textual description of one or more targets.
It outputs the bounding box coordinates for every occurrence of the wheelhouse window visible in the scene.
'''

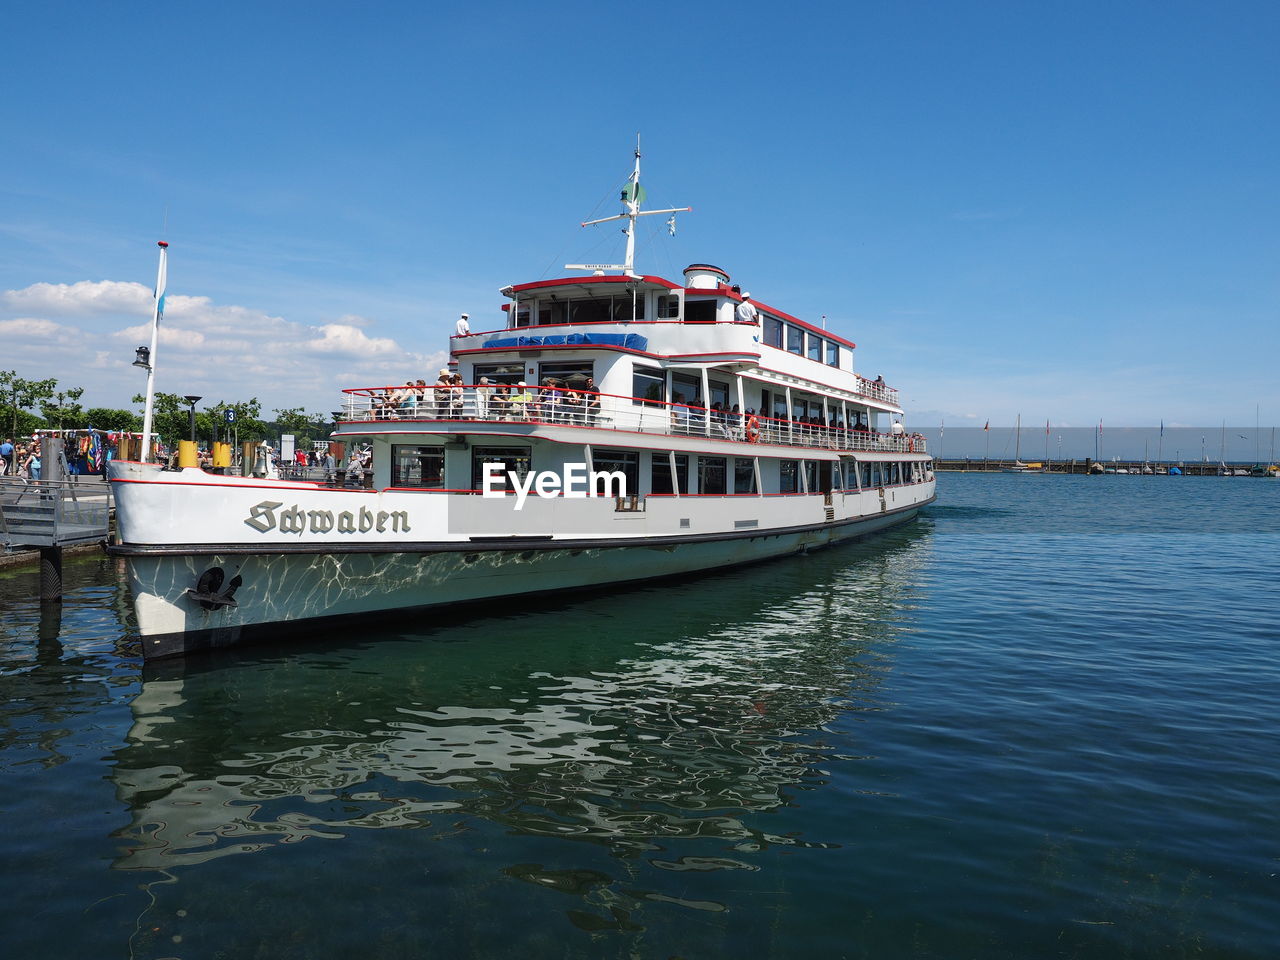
[684,300,717,324]
[391,445,444,488]
[826,341,840,367]
[734,458,757,494]
[786,324,803,355]
[471,446,531,493]
[592,449,639,495]
[536,300,568,325]
[513,303,531,328]
[569,294,644,324]
[632,364,665,407]
[650,453,688,495]
[698,456,727,495]
[780,459,799,493]
[807,334,822,362]
[656,294,680,319]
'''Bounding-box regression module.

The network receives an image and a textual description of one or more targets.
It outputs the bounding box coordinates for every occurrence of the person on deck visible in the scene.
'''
[735,292,759,324]
[455,313,471,336]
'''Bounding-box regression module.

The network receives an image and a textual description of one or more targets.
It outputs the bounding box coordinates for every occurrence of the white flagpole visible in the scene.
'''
[140,240,168,463]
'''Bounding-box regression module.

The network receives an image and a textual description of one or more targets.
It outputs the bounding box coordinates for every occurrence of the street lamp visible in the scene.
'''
[184,395,202,444]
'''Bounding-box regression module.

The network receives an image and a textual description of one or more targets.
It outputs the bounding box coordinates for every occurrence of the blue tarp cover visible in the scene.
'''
[481,333,649,351]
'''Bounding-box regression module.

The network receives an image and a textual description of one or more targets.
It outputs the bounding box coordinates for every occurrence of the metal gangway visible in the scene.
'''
[0,438,111,599]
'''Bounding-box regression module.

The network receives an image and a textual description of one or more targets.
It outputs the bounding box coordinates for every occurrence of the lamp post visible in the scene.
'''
[184,395,202,444]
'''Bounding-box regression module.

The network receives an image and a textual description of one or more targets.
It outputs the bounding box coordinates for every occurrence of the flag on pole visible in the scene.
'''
[1160,420,1164,437]
[940,418,944,438]
[1045,418,1050,435]
[1098,419,1103,434]
[154,244,167,320]
[983,420,989,431]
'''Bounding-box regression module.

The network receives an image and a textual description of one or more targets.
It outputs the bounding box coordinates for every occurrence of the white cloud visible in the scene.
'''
[0,277,445,411]
[0,316,76,341]
[1,280,152,316]
[304,323,401,357]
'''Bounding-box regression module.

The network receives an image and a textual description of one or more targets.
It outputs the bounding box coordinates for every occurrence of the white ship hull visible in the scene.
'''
[109,463,933,658]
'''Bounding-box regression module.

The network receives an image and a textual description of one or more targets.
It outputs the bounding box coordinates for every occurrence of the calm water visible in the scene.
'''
[2,474,1278,959]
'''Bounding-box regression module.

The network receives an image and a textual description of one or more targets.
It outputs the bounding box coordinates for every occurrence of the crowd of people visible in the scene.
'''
[367,372,602,425]
[0,437,42,481]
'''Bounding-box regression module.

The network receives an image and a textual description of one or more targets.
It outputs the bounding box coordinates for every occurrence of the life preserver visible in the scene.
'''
[746,416,760,443]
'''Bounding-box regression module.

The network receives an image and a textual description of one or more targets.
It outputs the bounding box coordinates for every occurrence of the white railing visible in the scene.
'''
[339,385,927,455]
[853,375,899,406]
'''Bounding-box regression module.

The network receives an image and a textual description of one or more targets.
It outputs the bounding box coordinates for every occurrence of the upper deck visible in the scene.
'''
[453,266,898,408]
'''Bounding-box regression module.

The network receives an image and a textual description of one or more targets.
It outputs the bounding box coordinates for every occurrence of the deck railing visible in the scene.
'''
[339,385,926,455]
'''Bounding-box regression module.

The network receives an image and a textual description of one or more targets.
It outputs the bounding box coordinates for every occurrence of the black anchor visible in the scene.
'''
[186,566,242,610]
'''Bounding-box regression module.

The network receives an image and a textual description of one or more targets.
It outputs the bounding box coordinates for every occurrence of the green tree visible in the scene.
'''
[0,370,56,438]
[131,391,190,446]
[41,386,86,430]
[272,407,326,445]
[84,407,142,431]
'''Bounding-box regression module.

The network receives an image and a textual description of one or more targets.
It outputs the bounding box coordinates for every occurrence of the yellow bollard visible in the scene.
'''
[178,440,197,468]
[212,441,231,468]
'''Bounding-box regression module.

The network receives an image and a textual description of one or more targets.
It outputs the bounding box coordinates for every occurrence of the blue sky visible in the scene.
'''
[2,0,1276,428]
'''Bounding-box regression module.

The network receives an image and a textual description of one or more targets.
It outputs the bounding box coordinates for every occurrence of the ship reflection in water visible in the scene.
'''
[110,526,931,951]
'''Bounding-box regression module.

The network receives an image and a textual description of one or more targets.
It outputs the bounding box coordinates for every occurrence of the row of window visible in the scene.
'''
[763,315,841,367]
[390,443,931,496]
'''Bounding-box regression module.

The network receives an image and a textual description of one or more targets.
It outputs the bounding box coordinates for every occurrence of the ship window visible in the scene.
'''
[592,448,639,495]
[538,361,594,385]
[786,324,803,355]
[568,294,644,324]
[772,395,789,420]
[513,303,531,328]
[471,446,531,493]
[804,460,818,493]
[780,459,799,493]
[391,445,444,488]
[632,365,664,406]
[844,461,860,490]
[709,379,730,411]
[807,335,822,361]
[672,373,703,406]
[734,458,757,494]
[650,453,688,495]
[826,341,840,367]
[684,300,717,323]
[473,362,525,385]
[537,299,568,325]
[764,315,783,348]
[656,294,680,319]
[698,456,727,495]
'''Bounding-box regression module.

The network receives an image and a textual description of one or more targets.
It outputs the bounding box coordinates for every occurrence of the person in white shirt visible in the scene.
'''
[735,292,759,324]
[455,313,471,336]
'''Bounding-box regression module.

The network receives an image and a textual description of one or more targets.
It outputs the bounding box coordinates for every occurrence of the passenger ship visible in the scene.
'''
[109,150,936,659]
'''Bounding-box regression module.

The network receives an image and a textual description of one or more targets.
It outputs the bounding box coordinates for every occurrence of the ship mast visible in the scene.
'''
[568,135,691,278]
